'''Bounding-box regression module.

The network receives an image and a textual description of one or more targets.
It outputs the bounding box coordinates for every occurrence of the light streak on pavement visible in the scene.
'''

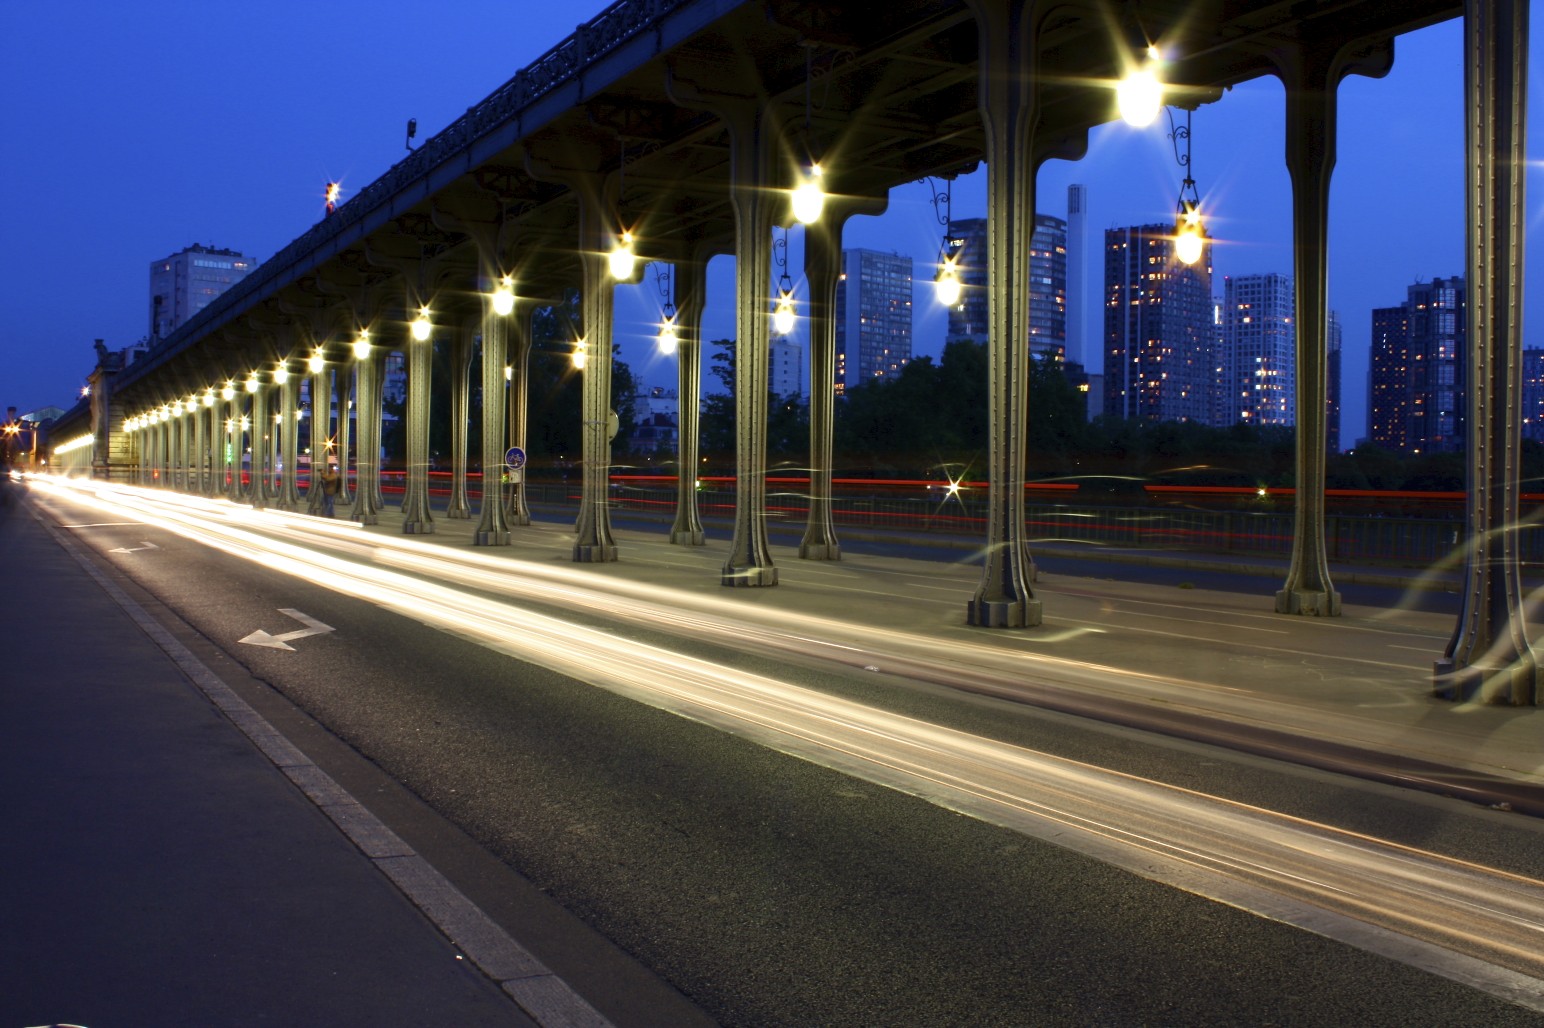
[30,477,1544,1011]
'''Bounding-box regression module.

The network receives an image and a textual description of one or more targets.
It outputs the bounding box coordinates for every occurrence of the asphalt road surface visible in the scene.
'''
[29,481,1544,1027]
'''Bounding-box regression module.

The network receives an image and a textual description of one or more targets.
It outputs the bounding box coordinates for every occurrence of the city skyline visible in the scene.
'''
[3,3,1537,448]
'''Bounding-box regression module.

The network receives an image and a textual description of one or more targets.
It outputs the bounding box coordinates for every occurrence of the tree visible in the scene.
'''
[698,338,809,466]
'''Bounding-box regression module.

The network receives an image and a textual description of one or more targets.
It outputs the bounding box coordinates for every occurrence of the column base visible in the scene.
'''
[474,530,510,546]
[722,564,778,587]
[967,597,1043,629]
[512,512,532,527]
[351,513,378,526]
[403,520,436,535]
[445,505,472,520]
[1274,588,1342,616]
[1434,656,1538,705]
[573,543,618,563]
[671,529,706,546]
[799,541,841,561]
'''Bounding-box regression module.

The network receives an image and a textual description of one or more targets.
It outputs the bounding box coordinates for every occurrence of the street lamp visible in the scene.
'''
[608,231,637,280]
[772,228,796,336]
[1166,106,1206,266]
[491,275,515,316]
[1117,46,1164,127]
[411,306,432,342]
[791,163,825,225]
[923,176,965,307]
[653,262,678,355]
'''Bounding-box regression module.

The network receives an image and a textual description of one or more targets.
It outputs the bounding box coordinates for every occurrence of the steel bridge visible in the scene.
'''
[44,0,1537,703]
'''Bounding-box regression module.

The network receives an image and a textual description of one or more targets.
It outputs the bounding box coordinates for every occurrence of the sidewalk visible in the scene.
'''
[0,497,565,1027]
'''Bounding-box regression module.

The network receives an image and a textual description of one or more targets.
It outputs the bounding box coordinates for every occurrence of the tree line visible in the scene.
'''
[384,315,1532,495]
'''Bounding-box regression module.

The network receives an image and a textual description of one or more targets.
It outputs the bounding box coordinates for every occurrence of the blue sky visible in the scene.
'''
[2,2,1535,445]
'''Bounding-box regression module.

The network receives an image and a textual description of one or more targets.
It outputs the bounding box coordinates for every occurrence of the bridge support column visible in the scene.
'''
[371,358,387,511]
[335,359,353,506]
[351,347,381,525]
[666,72,780,584]
[193,396,208,495]
[1436,0,1538,704]
[306,365,329,513]
[211,393,225,493]
[446,319,473,520]
[1273,37,1367,617]
[506,304,533,527]
[174,405,189,492]
[225,390,243,503]
[801,217,842,561]
[277,360,302,510]
[963,0,1054,627]
[149,416,163,487]
[800,194,887,560]
[669,256,707,546]
[722,114,778,586]
[250,376,269,511]
[556,181,622,564]
[475,296,510,545]
[403,327,436,534]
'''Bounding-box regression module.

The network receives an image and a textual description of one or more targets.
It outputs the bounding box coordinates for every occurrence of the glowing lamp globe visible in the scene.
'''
[491,277,515,316]
[658,321,679,355]
[608,233,637,280]
[1117,68,1162,127]
[935,265,962,307]
[791,165,825,225]
[773,295,796,336]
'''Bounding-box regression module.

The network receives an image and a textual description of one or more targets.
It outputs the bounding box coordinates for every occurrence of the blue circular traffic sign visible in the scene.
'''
[505,446,527,470]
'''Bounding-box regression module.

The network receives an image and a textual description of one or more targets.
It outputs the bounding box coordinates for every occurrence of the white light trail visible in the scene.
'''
[30,477,1544,1009]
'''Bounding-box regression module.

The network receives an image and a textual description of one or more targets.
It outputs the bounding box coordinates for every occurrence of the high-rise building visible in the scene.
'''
[943,217,988,345]
[1066,185,1087,367]
[770,336,804,399]
[1366,276,1466,454]
[835,248,912,392]
[1102,224,1214,423]
[1368,304,1411,450]
[1523,348,1544,444]
[149,244,254,340]
[944,214,1067,361]
[1028,214,1068,361]
[1218,273,1295,427]
[1327,310,1343,452]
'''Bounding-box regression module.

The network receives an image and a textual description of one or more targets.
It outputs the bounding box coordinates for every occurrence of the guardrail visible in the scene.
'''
[93,465,1523,567]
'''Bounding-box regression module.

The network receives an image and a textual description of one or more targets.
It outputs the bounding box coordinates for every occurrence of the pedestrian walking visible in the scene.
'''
[320,461,341,517]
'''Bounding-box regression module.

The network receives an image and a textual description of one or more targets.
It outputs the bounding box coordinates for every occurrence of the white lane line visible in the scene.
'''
[31,501,614,1028]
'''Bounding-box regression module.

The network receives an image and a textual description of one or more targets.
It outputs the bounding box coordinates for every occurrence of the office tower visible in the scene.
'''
[1326,310,1343,452]
[149,244,254,340]
[1066,184,1087,367]
[1102,223,1214,423]
[770,336,804,399]
[1028,213,1068,360]
[835,248,912,392]
[1523,349,1544,444]
[1366,276,1466,454]
[1368,304,1411,450]
[1218,273,1295,427]
[943,218,988,345]
[945,214,1067,361]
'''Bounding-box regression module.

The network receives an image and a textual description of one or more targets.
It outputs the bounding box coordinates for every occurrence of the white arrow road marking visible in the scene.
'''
[238,608,336,651]
[108,541,160,554]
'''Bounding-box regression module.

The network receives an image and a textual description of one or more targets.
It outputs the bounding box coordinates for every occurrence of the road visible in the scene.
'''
[27,477,1544,1026]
